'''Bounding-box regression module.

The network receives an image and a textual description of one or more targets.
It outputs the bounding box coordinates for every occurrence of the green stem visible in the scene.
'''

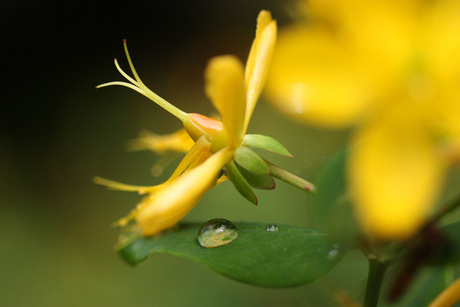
[264,160,316,192]
[364,259,389,307]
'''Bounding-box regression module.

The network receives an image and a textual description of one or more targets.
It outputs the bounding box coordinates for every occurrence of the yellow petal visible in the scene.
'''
[244,10,277,133]
[265,25,373,128]
[309,0,419,67]
[428,277,460,307]
[205,56,246,148]
[126,129,194,154]
[112,136,212,228]
[421,0,460,84]
[135,147,233,236]
[348,106,445,239]
[168,135,212,181]
[265,1,426,129]
[421,1,460,138]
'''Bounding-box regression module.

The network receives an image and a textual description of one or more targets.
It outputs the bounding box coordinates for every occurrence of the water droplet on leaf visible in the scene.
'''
[198,218,238,248]
[266,223,279,231]
[326,249,339,260]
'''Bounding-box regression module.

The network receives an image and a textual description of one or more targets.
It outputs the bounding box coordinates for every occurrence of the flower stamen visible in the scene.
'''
[97,40,188,122]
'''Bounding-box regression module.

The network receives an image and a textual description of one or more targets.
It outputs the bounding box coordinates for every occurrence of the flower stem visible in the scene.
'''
[264,159,315,192]
[364,259,389,307]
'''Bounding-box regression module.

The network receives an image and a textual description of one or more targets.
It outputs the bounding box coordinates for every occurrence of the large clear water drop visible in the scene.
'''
[198,218,239,248]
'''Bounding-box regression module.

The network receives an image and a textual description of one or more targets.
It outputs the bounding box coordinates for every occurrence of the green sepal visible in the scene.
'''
[242,134,293,157]
[236,163,275,190]
[226,160,258,205]
[234,146,269,174]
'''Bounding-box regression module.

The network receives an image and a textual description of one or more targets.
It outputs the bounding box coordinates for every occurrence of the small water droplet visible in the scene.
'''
[198,218,238,248]
[326,249,339,260]
[266,223,279,231]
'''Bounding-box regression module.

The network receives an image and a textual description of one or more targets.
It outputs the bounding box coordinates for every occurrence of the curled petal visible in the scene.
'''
[205,56,246,148]
[244,10,277,133]
[135,147,233,236]
[348,107,446,239]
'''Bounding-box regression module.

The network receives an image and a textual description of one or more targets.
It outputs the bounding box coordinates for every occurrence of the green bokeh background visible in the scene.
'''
[2,1,444,306]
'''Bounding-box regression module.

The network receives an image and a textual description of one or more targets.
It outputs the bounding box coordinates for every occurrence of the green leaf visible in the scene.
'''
[236,163,275,190]
[119,222,349,287]
[226,160,257,205]
[242,134,293,157]
[234,146,269,174]
[438,220,460,263]
[311,148,360,242]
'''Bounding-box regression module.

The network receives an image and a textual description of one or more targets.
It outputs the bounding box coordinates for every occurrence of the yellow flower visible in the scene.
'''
[95,11,279,236]
[265,0,460,239]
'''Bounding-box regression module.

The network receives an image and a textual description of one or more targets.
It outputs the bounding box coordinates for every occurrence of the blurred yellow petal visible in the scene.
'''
[265,26,372,128]
[422,1,460,138]
[205,55,246,147]
[422,0,460,83]
[126,129,194,154]
[309,0,419,63]
[348,106,445,239]
[244,10,277,133]
[135,147,233,236]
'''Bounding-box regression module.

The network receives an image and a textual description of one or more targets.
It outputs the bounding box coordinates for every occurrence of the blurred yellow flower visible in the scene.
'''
[265,0,460,239]
[95,10,278,236]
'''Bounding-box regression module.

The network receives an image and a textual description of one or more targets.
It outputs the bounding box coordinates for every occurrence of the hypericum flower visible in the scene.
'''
[265,1,460,239]
[95,11,314,237]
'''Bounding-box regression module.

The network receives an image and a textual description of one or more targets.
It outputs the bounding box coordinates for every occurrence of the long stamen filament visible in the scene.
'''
[114,58,138,85]
[96,40,188,122]
[97,81,147,95]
